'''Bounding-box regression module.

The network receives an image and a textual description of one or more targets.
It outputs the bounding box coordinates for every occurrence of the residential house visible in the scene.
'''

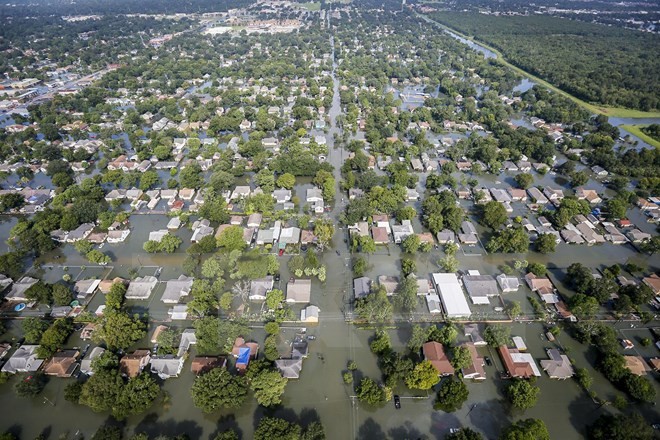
[161,275,193,304]
[371,226,390,244]
[43,350,79,377]
[462,343,486,380]
[279,227,301,245]
[540,349,574,379]
[301,305,320,323]
[4,276,38,301]
[527,187,548,204]
[508,188,528,202]
[74,279,101,301]
[306,188,324,214]
[624,355,650,376]
[378,275,399,296]
[286,279,312,303]
[275,358,303,379]
[150,356,185,379]
[353,277,372,300]
[543,187,564,202]
[247,213,262,228]
[348,188,364,200]
[273,189,292,204]
[80,347,105,376]
[191,219,214,242]
[232,337,259,372]
[250,276,274,301]
[498,345,541,378]
[496,274,520,292]
[1,345,43,373]
[191,356,226,375]
[575,187,602,204]
[463,274,499,305]
[436,230,456,244]
[642,274,660,295]
[423,342,455,376]
[169,304,188,320]
[148,229,169,242]
[230,186,251,200]
[392,220,414,244]
[591,165,608,176]
[66,223,94,242]
[119,350,151,378]
[464,324,486,346]
[627,229,651,243]
[125,276,158,300]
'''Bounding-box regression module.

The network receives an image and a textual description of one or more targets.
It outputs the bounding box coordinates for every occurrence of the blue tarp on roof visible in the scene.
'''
[236,346,250,366]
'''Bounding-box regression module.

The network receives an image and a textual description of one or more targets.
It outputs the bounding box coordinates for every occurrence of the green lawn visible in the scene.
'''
[620,125,660,148]
[300,2,321,11]
[420,14,660,119]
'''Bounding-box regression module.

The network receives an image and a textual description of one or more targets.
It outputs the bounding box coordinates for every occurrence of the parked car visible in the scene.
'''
[484,356,492,366]
[278,249,285,256]
[394,395,401,409]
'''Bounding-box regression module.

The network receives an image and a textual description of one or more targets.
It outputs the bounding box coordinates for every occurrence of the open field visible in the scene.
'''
[620,124,660,148]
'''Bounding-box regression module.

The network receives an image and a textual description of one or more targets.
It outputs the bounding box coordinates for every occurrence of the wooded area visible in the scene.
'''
[431,13,660,111]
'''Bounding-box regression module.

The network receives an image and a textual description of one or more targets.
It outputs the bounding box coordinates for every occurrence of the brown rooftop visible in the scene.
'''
[422,342,455,376]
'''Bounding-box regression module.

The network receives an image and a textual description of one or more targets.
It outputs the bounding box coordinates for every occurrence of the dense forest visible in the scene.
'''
[429,12,660,111]
[0,0,251,16]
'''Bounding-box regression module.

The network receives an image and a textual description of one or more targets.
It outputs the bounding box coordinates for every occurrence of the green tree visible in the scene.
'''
[401,234,421,253]
[450,345,472,370]
[587,413,653,440]
[438,255,459,273]
[506,379,540,410]
[217,226,247,252]
[51,283,73,306]
[191,368,248,413]
[505,301,522,319]
[535,233,556,254]
[352,256,369,277]
[434,377,469,412]
[514,173,534,189]
[114,373,160,420]
[407,325,428,353]
[38,318,73,358]
[264,334,279,361]
[394,275,419,313]
[401,257,416,276]
[14,373,46,398]
[22,317,49,344]
[86,250,111,265]
[481,201,508,229]
[250,369,288,407]
[254,417,302,440]
[79,369,124,412]
[93,311,146,350]
[499,419,549,440]
[25,281,52,304]
[355,377,388,405]
[276,173,296,189]
[428,323,458,345]
[446,428,483,440]
[370,329,392,355]
[159,233,182,253]
[266,288,284,310]
[405,360,440,390]
[180,162,203,189]
[486,228,529,253]
[314,219,335,251]
[356,288,393,323]
[484,324,510,347]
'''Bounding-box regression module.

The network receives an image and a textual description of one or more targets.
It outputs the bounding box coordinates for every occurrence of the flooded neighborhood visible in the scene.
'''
[0,0,658,439]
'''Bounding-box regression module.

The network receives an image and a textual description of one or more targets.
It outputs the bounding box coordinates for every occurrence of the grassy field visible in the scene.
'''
[300,2,321,11]
[419,14,660,119]
[620,125,660,148]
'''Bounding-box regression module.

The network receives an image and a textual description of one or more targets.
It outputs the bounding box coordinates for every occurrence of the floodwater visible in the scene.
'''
[1,23,660,440]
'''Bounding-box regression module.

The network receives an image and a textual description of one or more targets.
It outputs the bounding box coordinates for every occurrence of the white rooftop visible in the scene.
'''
[431,273,472,318]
